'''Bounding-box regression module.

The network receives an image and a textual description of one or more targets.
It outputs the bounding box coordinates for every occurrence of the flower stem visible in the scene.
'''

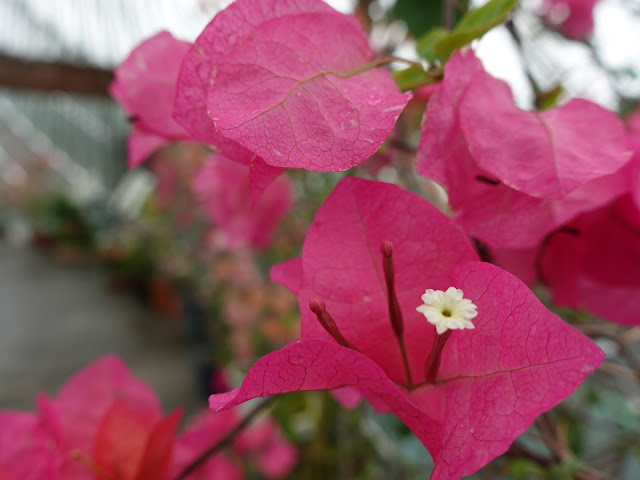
[173,397,274,480]
[398,337,414,389]
[380,241,414,388]
[423,330,452,383]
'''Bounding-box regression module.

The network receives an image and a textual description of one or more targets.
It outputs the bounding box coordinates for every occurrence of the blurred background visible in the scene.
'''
[0,0,639,478]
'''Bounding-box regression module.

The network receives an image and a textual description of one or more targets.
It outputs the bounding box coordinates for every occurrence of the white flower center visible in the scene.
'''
[416,287,478,335]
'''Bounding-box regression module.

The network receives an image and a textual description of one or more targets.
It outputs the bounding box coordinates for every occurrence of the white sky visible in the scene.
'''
[0,0,637,108]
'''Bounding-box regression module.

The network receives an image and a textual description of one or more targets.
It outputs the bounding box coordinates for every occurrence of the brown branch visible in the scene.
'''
[0,52,113,96]
[173,397,274,480]
[532,413,615,480]
[506,441,554,468]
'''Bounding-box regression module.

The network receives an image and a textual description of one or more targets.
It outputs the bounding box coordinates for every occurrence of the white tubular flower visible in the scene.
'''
[416,287,478,335]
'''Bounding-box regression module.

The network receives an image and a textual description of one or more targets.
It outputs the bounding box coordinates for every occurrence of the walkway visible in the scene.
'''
[0,244,203,416]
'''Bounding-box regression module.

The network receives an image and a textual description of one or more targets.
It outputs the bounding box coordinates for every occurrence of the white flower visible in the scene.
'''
[416,287,478,335]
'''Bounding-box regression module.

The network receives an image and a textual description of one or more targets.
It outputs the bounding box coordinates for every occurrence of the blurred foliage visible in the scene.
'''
[27,193,93,248]
[392,0,449,38]
[416,0,517,62]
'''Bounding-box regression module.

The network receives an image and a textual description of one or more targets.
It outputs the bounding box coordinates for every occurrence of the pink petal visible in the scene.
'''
[628,107,640,137]
[454,169,628,249]
[298,177,478,384]
[256,441,298,479]
[416,49,484,199]
[213,177,604,479]
[330,387,391,413]
[175,0,408,171]
[113,30,264,176]
[195,155,293,250]
[459,73,630,199]
[488,247,538,286]
[270,258,303,295]
[626,135,640,211]
[50,355,161,474]
[249,157,286,206]
[174,0,336,146]
[127,129,170,168]
[205,5,409,171]
[208,340,441,451]
[233,419,277,453]
[93,400,159,480]
[543,0,598,40]
[111,31,190,140]
[330,387,364,409]
[0,412,61,480]
[541,195,640,326]
[416,261,604,479]
[135,409,182,480]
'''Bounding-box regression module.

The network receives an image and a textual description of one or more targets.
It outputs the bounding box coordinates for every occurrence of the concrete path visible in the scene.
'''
[0,244,203,416]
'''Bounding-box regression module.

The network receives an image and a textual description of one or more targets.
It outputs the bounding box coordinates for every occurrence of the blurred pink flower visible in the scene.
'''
[0,356,294,480]
[110,31,192,167]
[195,155,293,250]
[542,0,599,40]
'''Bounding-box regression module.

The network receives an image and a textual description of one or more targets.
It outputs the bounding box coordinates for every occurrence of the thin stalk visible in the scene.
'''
[398,337,413,389]
[443,0,456,30]
[380,241,414,388]
[174,397,274,480]
[335,55,426,79]
[423,330,452,383]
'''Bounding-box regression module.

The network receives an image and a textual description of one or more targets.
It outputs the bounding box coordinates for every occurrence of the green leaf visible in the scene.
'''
[416,27,450,63]
[548,458,582,480]
[392,0,445,37]
[392,65,434,91]
[535,84,564,110]
[434,0,518,60]
[506,458,546,478]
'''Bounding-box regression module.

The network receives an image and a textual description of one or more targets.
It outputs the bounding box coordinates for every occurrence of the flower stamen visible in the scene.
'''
[416,287,478,335]
[417,287,478,383]
[309,297,358,351]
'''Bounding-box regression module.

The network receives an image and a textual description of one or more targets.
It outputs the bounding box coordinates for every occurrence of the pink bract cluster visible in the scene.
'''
[0,357,296,480]
[417,49,630,251]
[104,0,640,477]
[110,30,284,204]
[112,0,409,197]
[111,0,408,248]
[210,178,604,480]
[416,50,640,327]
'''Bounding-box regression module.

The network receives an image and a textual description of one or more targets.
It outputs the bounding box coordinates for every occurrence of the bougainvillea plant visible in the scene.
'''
[209,178,604,479]
[93,0,640,477]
